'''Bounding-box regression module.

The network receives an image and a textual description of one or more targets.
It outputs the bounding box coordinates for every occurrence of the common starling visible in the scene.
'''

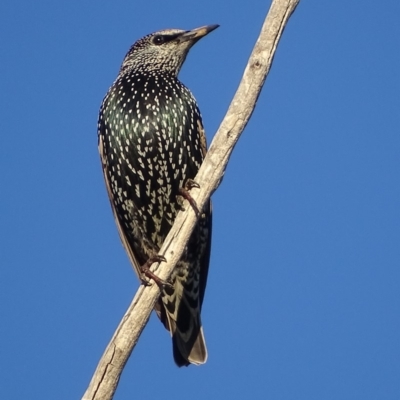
[98,25,218,366]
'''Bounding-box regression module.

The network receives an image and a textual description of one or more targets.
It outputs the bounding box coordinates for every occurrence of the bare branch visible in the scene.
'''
[82,1,300,399]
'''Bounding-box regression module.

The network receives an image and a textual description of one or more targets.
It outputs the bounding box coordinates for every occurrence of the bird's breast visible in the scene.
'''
[98,72,205,245]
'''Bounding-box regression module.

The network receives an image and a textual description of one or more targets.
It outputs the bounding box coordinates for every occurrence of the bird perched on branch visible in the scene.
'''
[98,24,218,366]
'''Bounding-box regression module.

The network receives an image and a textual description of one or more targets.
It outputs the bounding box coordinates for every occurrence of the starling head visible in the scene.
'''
[120,24,219,76]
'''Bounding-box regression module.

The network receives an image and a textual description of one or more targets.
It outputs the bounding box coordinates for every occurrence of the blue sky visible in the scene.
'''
[1,0,399,399]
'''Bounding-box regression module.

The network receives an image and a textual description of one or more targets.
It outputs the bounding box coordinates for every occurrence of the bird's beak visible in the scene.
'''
[178,24,219,43]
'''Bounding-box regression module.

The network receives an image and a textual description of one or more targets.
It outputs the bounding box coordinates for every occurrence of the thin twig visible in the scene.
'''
[83,1,300,398]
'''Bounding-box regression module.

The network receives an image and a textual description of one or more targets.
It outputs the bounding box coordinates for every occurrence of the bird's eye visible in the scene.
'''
[153,35,165,45]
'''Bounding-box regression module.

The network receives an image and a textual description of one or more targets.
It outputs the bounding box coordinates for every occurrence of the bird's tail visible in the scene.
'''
[155,281,207,367]
[172,320,207,367]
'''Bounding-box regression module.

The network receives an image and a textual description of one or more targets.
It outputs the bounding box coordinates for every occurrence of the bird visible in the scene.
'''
[97,24,218,366]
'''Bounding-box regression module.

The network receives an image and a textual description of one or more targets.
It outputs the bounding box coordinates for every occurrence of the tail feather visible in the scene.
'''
[155,288,207,367]
[173,325,207,367]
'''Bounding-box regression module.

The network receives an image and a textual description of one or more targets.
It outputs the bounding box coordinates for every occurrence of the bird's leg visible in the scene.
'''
[178,179,200,215]
[140,255,172,288]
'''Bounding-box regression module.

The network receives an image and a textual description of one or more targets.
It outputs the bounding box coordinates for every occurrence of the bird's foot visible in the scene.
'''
[185,178,200,190]
[140,255,172,288]
[178,179,200,215]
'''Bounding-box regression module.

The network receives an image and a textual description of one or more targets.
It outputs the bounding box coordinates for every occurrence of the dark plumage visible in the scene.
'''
[98,25,218,366]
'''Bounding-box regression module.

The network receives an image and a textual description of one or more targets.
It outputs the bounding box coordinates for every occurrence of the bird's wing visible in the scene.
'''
[98,134,144,279]
[193,117,212,306]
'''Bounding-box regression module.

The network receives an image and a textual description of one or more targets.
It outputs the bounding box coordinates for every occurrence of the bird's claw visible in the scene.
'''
[185,179,200,190]
[140,255,172,288]
[178,179,200,215]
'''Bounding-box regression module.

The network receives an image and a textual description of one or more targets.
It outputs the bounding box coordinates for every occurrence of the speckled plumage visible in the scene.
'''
[98,25,218,366]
